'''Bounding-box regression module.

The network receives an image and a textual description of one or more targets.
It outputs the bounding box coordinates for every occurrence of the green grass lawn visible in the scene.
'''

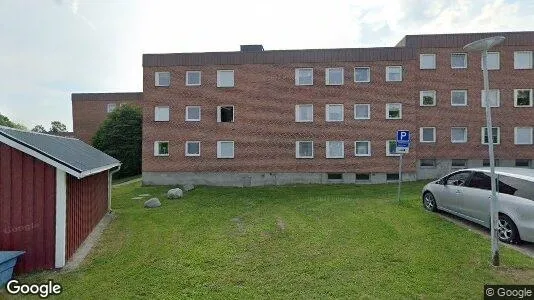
[9,181,534,299]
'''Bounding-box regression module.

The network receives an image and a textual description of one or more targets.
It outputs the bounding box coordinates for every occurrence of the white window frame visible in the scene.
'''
[155,71,171,87]
[216,70,234,87]
[386,140,400,157]
[295,68,313,86]
[451,127,468,143]
[326,141,344,158]
[217,106,234,123]
[420,127,436,143]
[154,141,169,157]
[385,66,402,82]
[185,141,201,157]
[420,90,437,106]
[354,141,371,157]
[514,127,534,145]
[107,103,116,113]
[420,54,436,70]
[217,141,235,158]
[481,127,501,145]
[295,104,313,122]
[185,71,202,86]
[185,106,201,121]
[325,68,344,85]
[451,53,467,69]
[482,52,500,70]
[354,67,370,83]
[326,104,344,122]
[481,89,500,108]
[386,103,402,119]
[354,104,370,120]
[451,90,468,106]
[514,51,533,69]
[295,141,314,159]
[514,89,533,107]
[154,106,170,122]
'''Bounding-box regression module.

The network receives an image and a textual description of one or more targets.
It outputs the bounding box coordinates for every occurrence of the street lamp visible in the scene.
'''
[463,36,505,267]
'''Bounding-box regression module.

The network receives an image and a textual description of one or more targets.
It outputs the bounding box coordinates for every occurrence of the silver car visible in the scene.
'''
[422,167,534,244]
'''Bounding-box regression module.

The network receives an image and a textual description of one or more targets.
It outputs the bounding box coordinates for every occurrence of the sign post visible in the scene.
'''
[396,130,410,203]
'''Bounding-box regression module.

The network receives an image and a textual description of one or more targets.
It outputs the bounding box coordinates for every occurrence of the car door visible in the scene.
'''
[439,171,473,211]
[458,171,492,225]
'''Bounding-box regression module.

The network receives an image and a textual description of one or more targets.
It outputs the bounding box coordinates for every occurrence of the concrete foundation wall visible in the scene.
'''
[142,171,418,187]
[416,159,534,180]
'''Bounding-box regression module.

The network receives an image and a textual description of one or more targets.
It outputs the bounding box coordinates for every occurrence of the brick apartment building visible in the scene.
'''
[72,31,533,186]
[72,92,142,144]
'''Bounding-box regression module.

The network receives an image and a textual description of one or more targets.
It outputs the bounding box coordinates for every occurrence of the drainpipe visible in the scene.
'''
[108,165,121,212]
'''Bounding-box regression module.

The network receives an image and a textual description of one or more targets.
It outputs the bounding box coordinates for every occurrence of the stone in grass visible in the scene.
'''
[182,184,195,192]
[144,198,161,208]
[167,188,183,199]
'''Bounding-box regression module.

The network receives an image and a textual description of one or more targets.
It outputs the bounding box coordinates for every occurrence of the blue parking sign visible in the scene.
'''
[397,130,410,142]
[396,130,410,153]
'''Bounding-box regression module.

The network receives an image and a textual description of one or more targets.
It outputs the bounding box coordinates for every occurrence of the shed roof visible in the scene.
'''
[0,126,120,179]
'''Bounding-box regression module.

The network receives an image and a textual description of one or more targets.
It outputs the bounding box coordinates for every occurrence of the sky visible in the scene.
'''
[1,0,533,131]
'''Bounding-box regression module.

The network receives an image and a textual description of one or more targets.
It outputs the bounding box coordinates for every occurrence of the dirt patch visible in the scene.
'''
[231,217,246,235]
[276,217,286,231]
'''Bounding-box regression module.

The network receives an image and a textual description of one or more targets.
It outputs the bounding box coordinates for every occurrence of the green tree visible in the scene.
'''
[49,121,67,133]
[0,113,27,130]
[31,125,47,133]
[92,105,142,179]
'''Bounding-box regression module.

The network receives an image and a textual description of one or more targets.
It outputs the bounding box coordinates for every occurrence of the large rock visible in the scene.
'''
[182,184,195,192]
[167,188,183,199]
[144,198,161,208]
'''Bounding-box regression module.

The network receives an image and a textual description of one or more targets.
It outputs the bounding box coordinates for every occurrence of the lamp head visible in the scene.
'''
[463,36,505,51]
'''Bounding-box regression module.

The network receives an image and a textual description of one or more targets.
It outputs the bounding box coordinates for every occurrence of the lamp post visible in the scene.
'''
[463,36,505,266]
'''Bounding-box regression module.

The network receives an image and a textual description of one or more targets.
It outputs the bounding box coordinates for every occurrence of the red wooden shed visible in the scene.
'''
[0,126,120,273]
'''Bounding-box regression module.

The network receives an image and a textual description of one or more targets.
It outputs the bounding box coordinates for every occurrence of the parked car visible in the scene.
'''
[421,167,534,244]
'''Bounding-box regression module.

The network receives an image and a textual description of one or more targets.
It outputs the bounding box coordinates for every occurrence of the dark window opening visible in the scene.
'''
[452,159,467,168]
[220,106,234,122]
[387,173,399,181]
[356,173,370,181]
[420,159,436,167]
[327,173,343,180]
[515,159,531,167]
[483,159,499,167]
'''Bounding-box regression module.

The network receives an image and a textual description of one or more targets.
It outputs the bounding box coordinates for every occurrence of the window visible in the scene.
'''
[217,141,234,158]
[217,106,234,122]
[325,68,344,85]
[354,141,371,156]
[386,66,402,82]
[107,103,116,113]
[481,89,500,107]
[451,127,467,143]
[514,51,533,69]
[514,89,533,107]
[451,90,468,106]
[420,127,436,143]
[514,127,533,145]
[119,103,127,107]
[451,159,467,168]
[420,90,436,106]
[497,175,534,201]
[296,141,314,158]
[451,53,467,69]
[354,104,370,120]
[481,127,500,145]
[420,54,436,69]
[185,106,201,121]
[481,52,500,70]
[295,68,313,85]
[355,173,370,181]
[386,173,399,181]
[445,171,471,186]
[386,103,402,119]
[326,141,344,158]
[186,71,201,86]
[217,70,234,87]
[354,67,370,82]
[420,159,436,167]
[327,173,343,180]
[386,140,400,156]
[154,141,169,156]
[483,159,500,167]
[326,104,343,122]
[295,104,313,122]
[185,141,200,157]
[515,159,531,168]
[154,106,170,121]
[155,72,170,86]
[466,172,491,190]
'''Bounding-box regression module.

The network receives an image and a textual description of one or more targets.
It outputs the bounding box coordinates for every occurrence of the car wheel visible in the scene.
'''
[497,214,519,244]
[423,192,437,212]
